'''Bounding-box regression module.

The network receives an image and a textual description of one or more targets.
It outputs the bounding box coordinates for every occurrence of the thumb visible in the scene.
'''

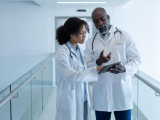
[100,50,104,55]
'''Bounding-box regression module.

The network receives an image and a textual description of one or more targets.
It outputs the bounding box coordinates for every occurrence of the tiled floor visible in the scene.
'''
[39,85,115,120]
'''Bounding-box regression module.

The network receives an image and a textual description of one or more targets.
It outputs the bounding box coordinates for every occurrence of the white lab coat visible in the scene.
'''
[85,26,141,112]
[55,41,98,120]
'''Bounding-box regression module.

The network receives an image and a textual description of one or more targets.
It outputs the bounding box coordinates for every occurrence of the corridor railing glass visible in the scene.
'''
[0,53,55,120]
[132,70,160,120]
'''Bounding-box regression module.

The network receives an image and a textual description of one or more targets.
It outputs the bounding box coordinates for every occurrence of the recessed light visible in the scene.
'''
[57,2,107,4]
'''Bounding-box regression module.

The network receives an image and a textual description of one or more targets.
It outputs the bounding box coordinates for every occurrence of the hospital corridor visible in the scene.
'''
[0,0,160,120]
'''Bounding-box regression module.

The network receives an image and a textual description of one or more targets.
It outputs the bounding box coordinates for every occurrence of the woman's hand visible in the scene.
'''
[96,66,104,72]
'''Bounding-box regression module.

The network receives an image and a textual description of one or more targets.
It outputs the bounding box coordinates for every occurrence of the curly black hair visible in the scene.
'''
[56,17,89,45]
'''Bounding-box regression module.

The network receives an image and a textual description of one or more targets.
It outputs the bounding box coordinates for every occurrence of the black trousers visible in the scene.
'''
[95,109,131,120]
[84,100,88,120]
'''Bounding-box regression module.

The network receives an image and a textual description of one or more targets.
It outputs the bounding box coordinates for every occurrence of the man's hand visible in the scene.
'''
[109,64,126,74]
[96,50,111,66]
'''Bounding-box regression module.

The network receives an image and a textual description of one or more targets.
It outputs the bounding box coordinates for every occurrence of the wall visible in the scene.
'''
[112,0,160,82]
[0,1,54,92]
[111,0,160,119]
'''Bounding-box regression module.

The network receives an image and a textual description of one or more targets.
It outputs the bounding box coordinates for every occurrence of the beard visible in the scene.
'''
[98,24,109,35]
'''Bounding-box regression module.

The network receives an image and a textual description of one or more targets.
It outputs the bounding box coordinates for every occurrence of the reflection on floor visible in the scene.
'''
[39,85,115,120]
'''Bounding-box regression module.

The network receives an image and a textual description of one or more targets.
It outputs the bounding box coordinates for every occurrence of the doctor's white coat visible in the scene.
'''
[55,42,98,120]
[85,26,141,112]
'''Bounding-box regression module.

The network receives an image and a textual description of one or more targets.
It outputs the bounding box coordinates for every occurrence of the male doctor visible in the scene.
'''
[85,7,141,120]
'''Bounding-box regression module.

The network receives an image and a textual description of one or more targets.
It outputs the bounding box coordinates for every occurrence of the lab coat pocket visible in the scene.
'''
[62,90,76,109]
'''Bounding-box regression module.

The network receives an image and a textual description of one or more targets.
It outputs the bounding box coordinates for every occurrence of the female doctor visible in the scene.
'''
[55,17,107,120]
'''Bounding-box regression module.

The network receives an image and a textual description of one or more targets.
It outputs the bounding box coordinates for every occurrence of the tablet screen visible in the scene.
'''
[98,62,121,74]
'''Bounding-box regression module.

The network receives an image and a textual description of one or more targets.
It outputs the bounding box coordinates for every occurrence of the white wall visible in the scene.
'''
[112,0,160,82]
[0,1,54,91]
[111,0,160,119]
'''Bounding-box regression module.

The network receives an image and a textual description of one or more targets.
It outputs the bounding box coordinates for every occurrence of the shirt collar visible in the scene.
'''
[68,41,80,53]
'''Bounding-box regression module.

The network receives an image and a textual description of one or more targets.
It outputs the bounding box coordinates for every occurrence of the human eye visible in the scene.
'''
[78,32,83,35]
[93,19,98,24]
[101,17,106,21]
[79,32,86,35]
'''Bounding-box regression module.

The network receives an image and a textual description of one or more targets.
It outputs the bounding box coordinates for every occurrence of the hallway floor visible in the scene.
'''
[39,86,116,120]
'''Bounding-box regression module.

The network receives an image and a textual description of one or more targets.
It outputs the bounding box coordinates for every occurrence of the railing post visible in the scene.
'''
[10,85,12,120]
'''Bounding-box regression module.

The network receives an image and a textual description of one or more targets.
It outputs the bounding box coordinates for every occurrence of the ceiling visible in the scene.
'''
[0,0,131,7]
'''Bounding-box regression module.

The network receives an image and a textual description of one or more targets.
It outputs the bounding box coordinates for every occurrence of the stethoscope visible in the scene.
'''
[92,27,123,53]
[66,43,84,69]
[114,27,123,45]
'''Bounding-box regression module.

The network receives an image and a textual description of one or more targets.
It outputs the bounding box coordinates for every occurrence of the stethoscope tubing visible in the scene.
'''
[65,43,84,69]
[92,27,122,51]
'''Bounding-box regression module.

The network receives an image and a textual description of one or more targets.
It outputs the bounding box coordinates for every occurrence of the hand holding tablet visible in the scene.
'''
[98,62,121,74]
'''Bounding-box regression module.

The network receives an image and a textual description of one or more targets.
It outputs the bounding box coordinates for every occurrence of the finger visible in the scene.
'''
[108,52,111,57]
[109,68,117,73]
[102,56,108,62]
[109,68,120,73]
[100,50,104,55]
[115,69,121,74]
[105,52,111,58]
[115,65,121,70]
[118,64,122,67]
[105,56,111,60]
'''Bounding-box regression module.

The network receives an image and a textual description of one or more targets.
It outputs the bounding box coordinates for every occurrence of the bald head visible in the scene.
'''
[92,7,107,19]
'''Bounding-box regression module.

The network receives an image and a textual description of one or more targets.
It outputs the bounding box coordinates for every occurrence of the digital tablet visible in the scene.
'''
[98,62,121,74]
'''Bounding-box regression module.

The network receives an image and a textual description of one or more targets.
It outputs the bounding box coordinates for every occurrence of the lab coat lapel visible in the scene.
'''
[97,33,105,44]
[107,26,115,43]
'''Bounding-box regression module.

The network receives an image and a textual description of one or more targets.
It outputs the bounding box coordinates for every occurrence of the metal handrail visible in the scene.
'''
[0,53,55,108]
[134,73,160,95]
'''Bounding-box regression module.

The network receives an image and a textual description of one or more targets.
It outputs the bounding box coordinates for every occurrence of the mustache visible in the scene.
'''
[98,24,107,30]
[98,24,108,34]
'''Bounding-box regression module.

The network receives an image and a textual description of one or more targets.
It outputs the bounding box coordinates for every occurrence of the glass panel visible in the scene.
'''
[138,70,160,88]
[42,61,52,108]
[0,86,10,101]
[11,82,32,120]
[31,70,43,120]
[0,87,10,120]
[0,101,10,120]
[31,63,42,76]
[138,78,160,120]
[11,71,30,91]
[131,75,139,120]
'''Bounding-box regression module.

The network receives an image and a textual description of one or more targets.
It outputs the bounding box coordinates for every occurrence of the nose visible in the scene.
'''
[82,33,86,39]
[83,34,86,38]
[98,20,103,26]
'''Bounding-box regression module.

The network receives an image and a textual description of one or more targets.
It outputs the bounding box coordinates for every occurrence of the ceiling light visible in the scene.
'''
[57,2,107,4]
